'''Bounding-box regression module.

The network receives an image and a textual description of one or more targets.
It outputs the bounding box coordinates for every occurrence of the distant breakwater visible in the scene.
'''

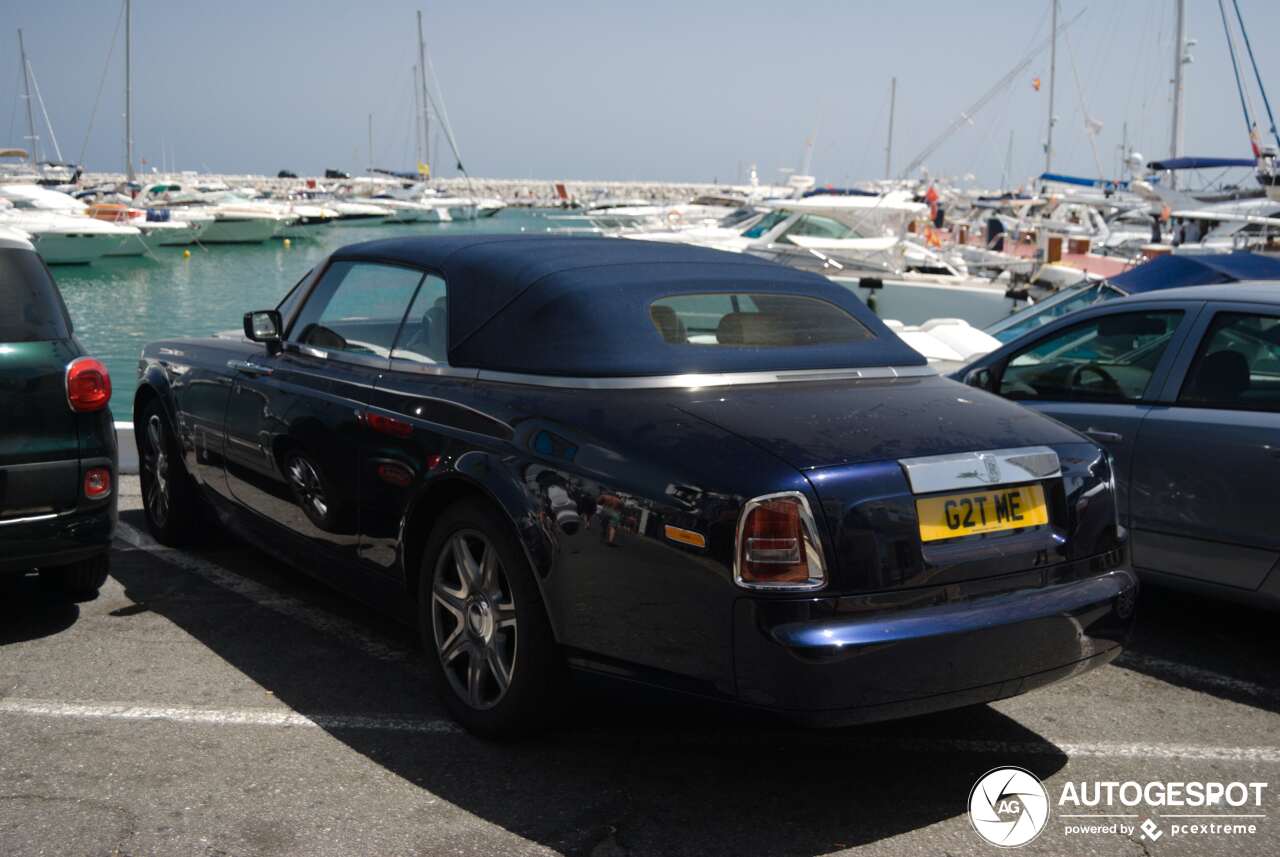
[78,173,758,207]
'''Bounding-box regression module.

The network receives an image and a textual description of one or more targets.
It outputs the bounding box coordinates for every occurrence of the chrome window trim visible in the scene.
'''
[898,446,1062,495]
[474,363,934,390]
[385,360,478,379]
[733,491,827,592]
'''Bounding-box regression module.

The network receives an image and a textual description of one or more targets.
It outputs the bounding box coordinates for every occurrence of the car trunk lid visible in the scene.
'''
[676,375,1083,471]
[0,339,80,514]
[678,376,1114,593]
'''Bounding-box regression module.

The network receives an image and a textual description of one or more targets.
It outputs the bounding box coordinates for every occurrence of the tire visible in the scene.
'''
[137,399,202,546]
[418,498,563,738]
[39,553,109,600]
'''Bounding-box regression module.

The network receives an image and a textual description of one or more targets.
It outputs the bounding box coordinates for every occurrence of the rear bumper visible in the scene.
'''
[0,503,116,574]
[733,559,1136,726]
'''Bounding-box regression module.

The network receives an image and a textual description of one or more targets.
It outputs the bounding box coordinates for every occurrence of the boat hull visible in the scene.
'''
[30,233,116,265]
[275,219,334,239]
[200,217,279,244]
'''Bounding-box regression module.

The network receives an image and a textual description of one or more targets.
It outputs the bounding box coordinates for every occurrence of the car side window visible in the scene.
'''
[1179,312,1280,411]
[389,274,449,365]
[999,310,1183,403]
[288,261,425,359]
[274,267,314,326]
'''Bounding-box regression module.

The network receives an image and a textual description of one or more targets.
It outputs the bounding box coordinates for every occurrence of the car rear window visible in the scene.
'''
[649,293,874,347]
[0,249,70,342]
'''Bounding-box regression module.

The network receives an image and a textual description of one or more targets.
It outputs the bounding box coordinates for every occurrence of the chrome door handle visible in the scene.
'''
[227,359,273,377]
[1084,427,1123,443]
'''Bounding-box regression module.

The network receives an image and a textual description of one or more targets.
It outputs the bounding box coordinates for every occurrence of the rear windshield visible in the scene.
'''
[0,249,70,342]
[650,293,874,347]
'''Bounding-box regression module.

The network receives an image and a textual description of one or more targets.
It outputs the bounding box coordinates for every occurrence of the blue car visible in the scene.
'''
[135,236,1133,736]
[956,281,1280,607]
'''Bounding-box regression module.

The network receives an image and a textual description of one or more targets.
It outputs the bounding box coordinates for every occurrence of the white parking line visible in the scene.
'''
[2,697,1279,763]
[0,698,458,733]
[1115,652,1280,704]
[114,521,420,669]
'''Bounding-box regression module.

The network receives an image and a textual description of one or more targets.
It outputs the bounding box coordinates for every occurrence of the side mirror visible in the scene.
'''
[963,366,994,392]
[244,310,283,351]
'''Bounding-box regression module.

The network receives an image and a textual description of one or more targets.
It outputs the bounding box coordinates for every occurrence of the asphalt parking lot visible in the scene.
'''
[1,476,1278,857]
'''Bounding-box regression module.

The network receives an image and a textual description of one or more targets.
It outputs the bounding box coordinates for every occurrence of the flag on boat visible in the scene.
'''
[1250,126,1263,158]
[418,161,431,178]
[1032,77,1041,91]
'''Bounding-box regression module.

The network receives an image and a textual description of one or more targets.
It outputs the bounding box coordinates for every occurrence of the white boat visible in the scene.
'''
[138,183,289,244]
[418,190,477,222]
[0,223,34,250]
[331,200,394,225]
[274,203,338,238]
[475,197,506,218]
[0,185,140,263]
[363,197,431,223]
[78,199,209,252]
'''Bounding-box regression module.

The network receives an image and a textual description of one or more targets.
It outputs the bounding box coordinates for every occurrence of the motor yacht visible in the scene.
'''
[0,185,141,263]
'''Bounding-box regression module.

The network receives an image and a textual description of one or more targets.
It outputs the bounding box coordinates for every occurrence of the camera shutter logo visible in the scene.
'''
[969,767,1050,847]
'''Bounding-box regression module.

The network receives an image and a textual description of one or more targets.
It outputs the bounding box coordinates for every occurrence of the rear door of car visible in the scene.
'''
[223,259,426,565]
[1130,301,1280,590]
[0,248,80,519]
[989,301,1197,523]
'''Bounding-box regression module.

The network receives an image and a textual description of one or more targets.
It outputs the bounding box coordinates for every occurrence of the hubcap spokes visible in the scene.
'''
[432,530,517,709]
[144,414,170,525]
[288,456,328,518]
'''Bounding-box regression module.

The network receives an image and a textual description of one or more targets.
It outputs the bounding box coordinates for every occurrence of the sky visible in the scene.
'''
[5,0,1279,188]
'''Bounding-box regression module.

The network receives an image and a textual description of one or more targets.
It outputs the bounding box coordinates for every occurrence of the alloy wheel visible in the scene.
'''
[431,529,518,710]
[143,414,170,527]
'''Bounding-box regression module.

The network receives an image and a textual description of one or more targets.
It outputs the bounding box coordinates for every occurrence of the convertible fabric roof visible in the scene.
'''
[1108,252,1280,295]
[332,235,924,376]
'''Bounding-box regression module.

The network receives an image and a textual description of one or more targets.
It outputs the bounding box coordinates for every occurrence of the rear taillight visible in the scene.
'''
[66,357,112,412]
[84,467,112,499]
[734,492,826,590]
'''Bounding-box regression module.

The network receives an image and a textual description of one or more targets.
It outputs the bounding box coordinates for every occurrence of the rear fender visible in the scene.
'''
[398,451,555,629]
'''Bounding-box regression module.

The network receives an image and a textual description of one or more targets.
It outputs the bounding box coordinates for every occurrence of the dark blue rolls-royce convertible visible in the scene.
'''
[135,236,1135,736]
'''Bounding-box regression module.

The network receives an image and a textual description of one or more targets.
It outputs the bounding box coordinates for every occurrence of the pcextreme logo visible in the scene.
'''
[968,768,1270,848]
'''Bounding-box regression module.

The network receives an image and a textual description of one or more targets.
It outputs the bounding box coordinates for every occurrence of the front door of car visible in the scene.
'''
[224,259,428,560]
[992,306,1191,524]
[1130,305,1280,590]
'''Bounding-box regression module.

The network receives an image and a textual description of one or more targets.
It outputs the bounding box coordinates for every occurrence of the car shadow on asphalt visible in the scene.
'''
[107,511,1071,856]
[1114,585,1280,714]
[0,576,80,646]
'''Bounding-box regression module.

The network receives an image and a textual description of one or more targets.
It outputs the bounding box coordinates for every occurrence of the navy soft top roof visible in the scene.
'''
[1108,252,1280,295]
[333,235,923,376]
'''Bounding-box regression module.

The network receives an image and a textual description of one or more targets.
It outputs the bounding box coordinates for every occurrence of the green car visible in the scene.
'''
[0,230,116,598]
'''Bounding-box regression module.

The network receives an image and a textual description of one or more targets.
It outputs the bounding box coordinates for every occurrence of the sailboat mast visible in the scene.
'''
[885,77,896,179]
[1169,0,1187,189]
[412,64,422,164]
[368,113,374,173]
[1044,0,1058,173]
[17,30,38,166]
[416,11,430,176]
[125,0,135,182]
[1002,129,1015,189]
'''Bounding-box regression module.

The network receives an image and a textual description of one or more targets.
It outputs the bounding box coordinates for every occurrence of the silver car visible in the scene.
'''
[956,281,1280,607]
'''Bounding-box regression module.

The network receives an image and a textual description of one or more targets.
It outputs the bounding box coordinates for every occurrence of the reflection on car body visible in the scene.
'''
[135,235,1134,736]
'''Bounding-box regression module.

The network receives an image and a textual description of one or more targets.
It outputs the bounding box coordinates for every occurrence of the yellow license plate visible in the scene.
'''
[916,483,1048,542]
